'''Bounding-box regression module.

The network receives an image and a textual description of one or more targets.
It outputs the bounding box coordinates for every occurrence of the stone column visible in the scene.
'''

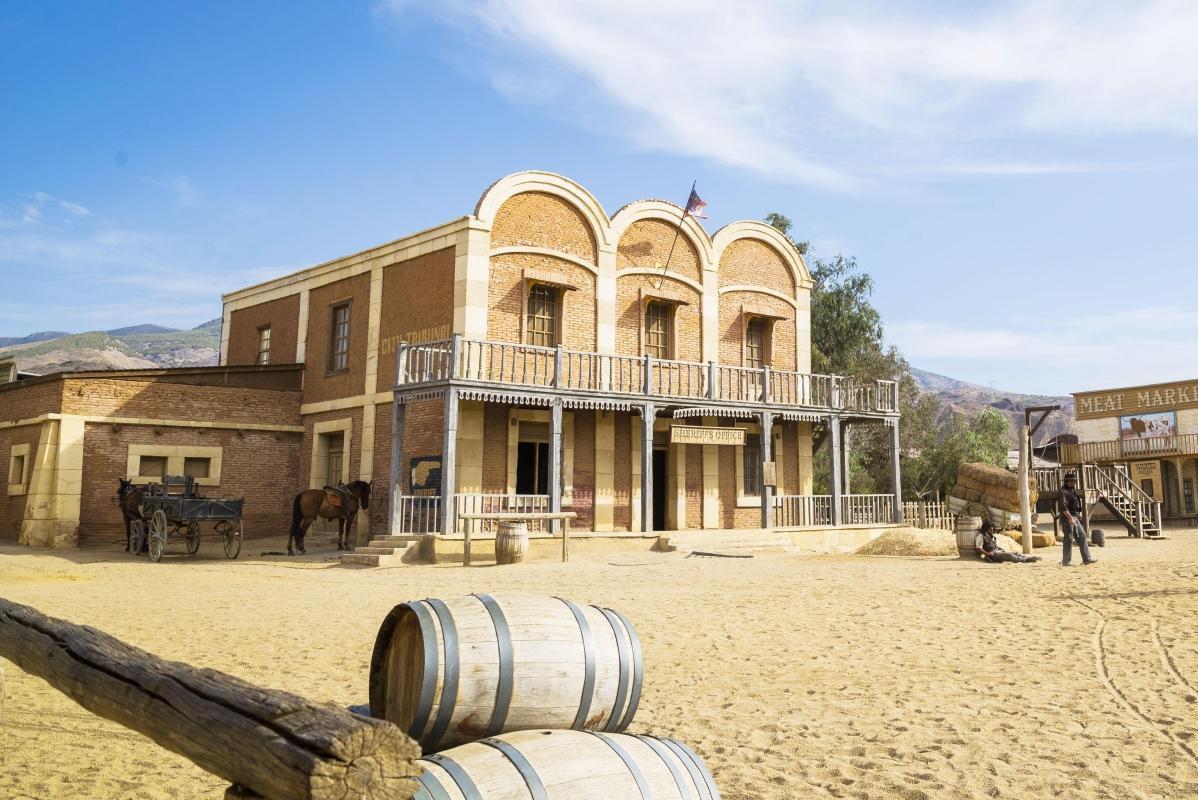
[641,403,656,533]
[593,411,615,531]
[550,400,563,534]
[828,415,843,526]
[760,411,774,530]
[440,389,459,536]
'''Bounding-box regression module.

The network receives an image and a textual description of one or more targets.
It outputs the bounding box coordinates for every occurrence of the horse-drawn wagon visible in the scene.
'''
[127,475,244,562]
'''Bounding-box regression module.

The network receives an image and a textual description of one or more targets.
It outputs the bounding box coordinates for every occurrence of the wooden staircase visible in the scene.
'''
[1084,464,1164,539]
[339,534,422,567]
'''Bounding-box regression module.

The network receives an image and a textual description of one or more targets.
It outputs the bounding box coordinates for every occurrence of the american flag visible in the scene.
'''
[683,184,708,218]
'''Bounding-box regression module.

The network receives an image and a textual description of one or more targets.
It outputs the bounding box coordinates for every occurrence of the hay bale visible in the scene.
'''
[1006,529,1055,548]
[855,528,957,557]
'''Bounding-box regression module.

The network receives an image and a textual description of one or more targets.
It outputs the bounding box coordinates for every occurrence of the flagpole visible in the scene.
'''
[654,181,694,290]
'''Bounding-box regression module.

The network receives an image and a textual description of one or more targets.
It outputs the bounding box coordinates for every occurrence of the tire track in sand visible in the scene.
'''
[1073,598,1198,769]
[1114,598,1198,698]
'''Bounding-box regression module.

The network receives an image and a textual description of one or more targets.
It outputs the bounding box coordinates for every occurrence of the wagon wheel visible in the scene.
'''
[222,521,242,559]
[185,521,201,555]
[148,509,169,563]
[128,520,145,555]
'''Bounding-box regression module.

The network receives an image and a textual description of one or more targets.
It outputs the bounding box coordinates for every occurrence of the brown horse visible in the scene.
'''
[288,480,371,555]
[117,478,146,552]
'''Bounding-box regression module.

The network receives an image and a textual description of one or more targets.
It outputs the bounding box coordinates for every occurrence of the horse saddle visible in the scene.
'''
[323,485,353,510]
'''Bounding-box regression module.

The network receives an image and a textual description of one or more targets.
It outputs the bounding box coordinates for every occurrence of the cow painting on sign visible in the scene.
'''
[1120,411,1177,441]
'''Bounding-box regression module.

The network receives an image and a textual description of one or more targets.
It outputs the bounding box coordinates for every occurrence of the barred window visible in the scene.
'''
[256,325,271,365]
[526,285,559,347]
[644,301,672,359]
[329,302,351,372]
[745,317,768,369]
[742,433,762,496]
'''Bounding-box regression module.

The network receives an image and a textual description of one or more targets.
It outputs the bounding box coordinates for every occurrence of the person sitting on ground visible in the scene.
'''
[976,519,1041,563]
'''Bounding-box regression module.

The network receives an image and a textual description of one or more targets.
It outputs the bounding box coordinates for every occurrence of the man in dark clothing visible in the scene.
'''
[976,519,1041,563]
[1058,472,1097,566]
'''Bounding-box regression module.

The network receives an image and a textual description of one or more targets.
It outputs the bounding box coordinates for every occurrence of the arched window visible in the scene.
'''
[644,301,672,359]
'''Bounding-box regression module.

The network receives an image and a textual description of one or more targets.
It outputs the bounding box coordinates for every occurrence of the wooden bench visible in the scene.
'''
[456,511,578,566]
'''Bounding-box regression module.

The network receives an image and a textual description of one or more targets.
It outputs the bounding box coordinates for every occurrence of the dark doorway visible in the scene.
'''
[652,449,668,531]
[516,441,550,494]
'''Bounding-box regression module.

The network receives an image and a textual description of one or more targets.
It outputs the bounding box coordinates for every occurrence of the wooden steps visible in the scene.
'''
[339,536,422,567]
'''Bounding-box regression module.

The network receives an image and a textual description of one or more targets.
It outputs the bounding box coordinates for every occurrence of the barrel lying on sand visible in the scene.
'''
[370,594,643,750]
[413,729,721,800]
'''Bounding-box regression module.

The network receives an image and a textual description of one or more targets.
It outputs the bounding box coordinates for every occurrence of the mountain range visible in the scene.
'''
[0,324,1073,444]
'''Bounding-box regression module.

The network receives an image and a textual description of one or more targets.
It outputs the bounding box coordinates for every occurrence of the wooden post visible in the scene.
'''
[1019,424,1033,555]
[760,411,774,530]
[641,403,656,533]
[553,344,564,388]
[644,354,655,395]
[890,421,904,523]
[761,365,771,403]
[707,360,718,400]
[841,422,851,496]
[829,415,843,526]
[440,388,459,537]
[1079,464,1092,534]
[549,400,563,535]
[0,598,419,800]
[388,399,406,536]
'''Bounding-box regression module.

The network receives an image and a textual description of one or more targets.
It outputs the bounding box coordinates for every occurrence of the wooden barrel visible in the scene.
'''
[370,594,643,751]
[955,515,982,557]
[413,729,721,800]
[496,522,529,565]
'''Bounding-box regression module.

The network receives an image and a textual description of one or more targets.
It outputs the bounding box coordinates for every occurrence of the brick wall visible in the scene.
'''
[227,293,301,366]
[719,237,795,295]
[487,253,597,350]
[491,191,597,263]
[397,398,445,493]
[78,423,301,546]
[616,219,702,285]
[377,247,456,389]
[686,443,703,528]
[613,412,632,531]
[572,410,595,530]
[60,378,302,427]
[615,274,702,362]
[0,379,63,421]
[719,445,760,528]
[0,424,43,541]
[369,401,392,531]
[482,404,509,493]
[304,272,371,404]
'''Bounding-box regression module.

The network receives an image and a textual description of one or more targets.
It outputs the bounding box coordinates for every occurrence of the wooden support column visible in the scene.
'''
[841,421,851,496]
[550,400,563,535]
[1079,465,1092,533]
[388,398,406,536]
[829,415,843,526]
[890,420,904,523]
[641,403,656,533]
[760,411,774,530]
[440,388,459,536]
[1173,458,1186,518]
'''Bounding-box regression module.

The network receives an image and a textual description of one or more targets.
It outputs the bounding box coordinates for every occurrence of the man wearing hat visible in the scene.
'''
[1059,472,1097,566]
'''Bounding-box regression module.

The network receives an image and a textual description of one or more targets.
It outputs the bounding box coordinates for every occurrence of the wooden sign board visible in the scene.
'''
[1075,378,1198,420]
[762,461,777,487]
[669,425,745,446]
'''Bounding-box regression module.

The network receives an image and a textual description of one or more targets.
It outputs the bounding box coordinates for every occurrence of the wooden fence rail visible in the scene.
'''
[0,597,420,800]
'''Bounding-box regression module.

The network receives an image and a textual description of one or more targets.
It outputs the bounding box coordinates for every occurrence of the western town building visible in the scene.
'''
[1,172,903,550]
[1064,378,1198,522]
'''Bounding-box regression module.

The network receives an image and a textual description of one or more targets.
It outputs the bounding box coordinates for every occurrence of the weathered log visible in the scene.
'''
[0,597,420,800]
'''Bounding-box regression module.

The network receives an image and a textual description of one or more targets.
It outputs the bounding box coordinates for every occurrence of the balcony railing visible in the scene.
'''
[396,337,897,414]
[1060,433,1198,464]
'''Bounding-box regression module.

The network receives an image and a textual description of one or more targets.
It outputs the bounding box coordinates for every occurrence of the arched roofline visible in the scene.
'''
[711,221,813,290]
[474,171,613,249]
[609,200,715,265]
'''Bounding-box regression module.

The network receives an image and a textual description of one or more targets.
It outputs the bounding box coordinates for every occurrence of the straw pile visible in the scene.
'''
[856,528,1023,557]
[950,462,1038,513]
[1007,528,1056,548]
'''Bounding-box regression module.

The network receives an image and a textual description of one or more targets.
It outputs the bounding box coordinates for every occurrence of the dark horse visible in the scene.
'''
[117,478,146,552]
[288,480,371,555]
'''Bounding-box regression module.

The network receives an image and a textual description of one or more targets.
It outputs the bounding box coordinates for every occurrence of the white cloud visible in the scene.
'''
[148,174,203,207]
[889,306,1198,394]
[14,191,91,224]
[391,0,1198,188]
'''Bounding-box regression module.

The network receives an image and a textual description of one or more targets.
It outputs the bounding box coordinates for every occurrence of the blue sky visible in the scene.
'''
[2,1,1196,395]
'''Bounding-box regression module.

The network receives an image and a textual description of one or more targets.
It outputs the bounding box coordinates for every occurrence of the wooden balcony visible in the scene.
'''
[395,336,898,416]
[1060,433,1198,464]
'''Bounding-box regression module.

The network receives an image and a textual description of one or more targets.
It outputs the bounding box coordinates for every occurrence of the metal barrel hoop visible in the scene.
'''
[473,593,514,737]
[556,597,596,730]
[423,598,460,751]
[479,737,548,800]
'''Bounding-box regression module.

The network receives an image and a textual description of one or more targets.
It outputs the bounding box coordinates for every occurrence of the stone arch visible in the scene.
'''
[475,171,612,251]
[711,221,812,293]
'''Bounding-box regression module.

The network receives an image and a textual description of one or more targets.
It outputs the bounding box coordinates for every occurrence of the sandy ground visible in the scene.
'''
[1,530,1197,800]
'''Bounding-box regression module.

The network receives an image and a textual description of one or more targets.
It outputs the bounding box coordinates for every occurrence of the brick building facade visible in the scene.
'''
[1,171,901,550]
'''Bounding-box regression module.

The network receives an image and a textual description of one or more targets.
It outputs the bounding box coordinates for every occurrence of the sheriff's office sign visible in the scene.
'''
[669,425,745,446]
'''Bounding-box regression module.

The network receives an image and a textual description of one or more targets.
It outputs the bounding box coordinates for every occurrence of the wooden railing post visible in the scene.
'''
[395,340,408,386]
[644,354,655,396]
[707,361,718,399]
[448,333,462,380]
[553,344,564,388]
[761,365,771,403]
